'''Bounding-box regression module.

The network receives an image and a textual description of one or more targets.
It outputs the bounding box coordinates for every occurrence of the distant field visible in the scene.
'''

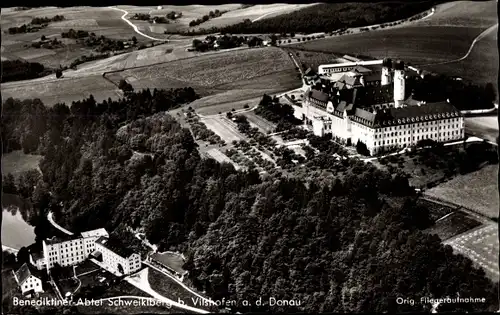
[414,1,498,29]
[425,210,482,241]
[1,75,121,106]
[423,24,498,97]
[465,116,499,143]
[424,164,499,219]
[1,150,42,177]
[107,47,300,109]
[293,26,484,65]
[1,6,152,68]
[191,4,317,30]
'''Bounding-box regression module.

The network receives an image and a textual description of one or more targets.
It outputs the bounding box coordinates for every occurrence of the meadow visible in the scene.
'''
[424,210,482,241]
[108,47,301,109]
[424,164,499,219]
[465,115,499,143]
[1,150,42,177]
[292,26,485,65]
[1,74,120,106]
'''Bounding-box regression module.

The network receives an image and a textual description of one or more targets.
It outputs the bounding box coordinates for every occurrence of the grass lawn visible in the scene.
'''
[75,259,100,277]
[1,150,42,177]
[150,252,186,275]
[424,164,499,219]
[425,210,482,241]
[147,267,210,310]
[241,110,277,134]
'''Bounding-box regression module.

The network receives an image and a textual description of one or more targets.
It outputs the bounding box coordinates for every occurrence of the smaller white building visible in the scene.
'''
[14,263,44,295]
[94,237,142,276]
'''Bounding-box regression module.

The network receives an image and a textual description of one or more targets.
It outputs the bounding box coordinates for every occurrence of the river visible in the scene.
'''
[1,193,36,250]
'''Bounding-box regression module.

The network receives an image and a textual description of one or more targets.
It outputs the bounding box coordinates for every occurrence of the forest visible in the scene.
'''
[186,1,443,35]
[1,87,499,313]
[1,60,52,83]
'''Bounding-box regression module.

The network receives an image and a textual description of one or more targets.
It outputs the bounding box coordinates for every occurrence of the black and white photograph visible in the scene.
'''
[1,0,499,314]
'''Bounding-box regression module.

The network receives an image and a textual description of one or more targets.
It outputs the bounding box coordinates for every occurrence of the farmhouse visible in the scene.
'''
[300,59,465,155]
[94,236,142,276]
[13,263,44,296]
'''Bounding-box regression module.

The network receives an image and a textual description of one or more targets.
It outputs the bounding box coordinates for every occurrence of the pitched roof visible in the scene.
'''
[350,65,372,73]
[81,228,109,239]
[309,89,329,103]
[15,263,41,285]
[95,236,136,258]
[351,101,462,128]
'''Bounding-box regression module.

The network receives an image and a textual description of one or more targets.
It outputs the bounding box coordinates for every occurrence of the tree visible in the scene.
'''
[55,69,63,79]
[132,36,137,44]
[41,35,46,41]
[356,140,370,156]
[17,247,29,264]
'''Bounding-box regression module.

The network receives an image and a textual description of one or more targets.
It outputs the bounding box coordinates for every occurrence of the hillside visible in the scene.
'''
[197,1,444,34]
[2,90,499,313]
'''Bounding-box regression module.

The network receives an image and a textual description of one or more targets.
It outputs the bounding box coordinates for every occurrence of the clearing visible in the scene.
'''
[424,164,499,219]
[1,150,42,177]
[425,210,482,241]
[465,115,499,143]
[1,74,121,106]
[190,4,317,30]
[201,116,246,143]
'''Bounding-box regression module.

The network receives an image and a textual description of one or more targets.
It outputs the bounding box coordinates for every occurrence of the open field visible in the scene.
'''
[105,47,300,110]
[465,116,499,143]
[193,95,263,116]
[206,148,240,169]
[1,74,121,106]
[241,110,277,134]
[425,210,482,241]
[292,26,485,65]
[201,116,245,143]
[151,252,186,275]
[417,198,456,223]
[147,267,205,309]
[444,223,499,283]
[1,150,42,177]
[190,4,317,30]
[423,24,498,96]
[414,1,498,29]
[113,47,295,88]
[424,164,499,219]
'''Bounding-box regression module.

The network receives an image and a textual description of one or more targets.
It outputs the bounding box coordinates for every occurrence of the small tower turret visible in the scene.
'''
[381,58,392,86]
[393,60,405,107]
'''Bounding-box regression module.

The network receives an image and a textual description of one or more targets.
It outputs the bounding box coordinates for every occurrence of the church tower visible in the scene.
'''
[381,58,392,86]
[393,60,405,107]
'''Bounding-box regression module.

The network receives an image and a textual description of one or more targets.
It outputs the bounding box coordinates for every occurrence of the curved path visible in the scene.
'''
[125,268,209,314]
[420,23,498,67]
[108,7,170,42]
[47,211,74,236]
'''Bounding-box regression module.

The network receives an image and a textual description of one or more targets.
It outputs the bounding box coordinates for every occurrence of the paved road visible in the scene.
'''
[125,268,209,314]
[47,211,74,236]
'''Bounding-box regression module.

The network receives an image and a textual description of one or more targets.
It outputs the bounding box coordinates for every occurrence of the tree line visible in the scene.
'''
[189,9,225,27]
[1,60,52,83]
[179,2,443,35]
[7,15,65,34]
[1,86,498,313]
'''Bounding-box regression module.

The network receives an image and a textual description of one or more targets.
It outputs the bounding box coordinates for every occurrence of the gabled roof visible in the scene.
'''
[15,263,41,285]
[95,236,136,258]
[309,89,329,103]
[81,228,109,239]
[350,65,372,74]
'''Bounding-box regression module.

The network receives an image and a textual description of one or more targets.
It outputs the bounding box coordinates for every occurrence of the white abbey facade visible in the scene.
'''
[94,237,142,276]
[297,59,465,155]
[36,228,109,271]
